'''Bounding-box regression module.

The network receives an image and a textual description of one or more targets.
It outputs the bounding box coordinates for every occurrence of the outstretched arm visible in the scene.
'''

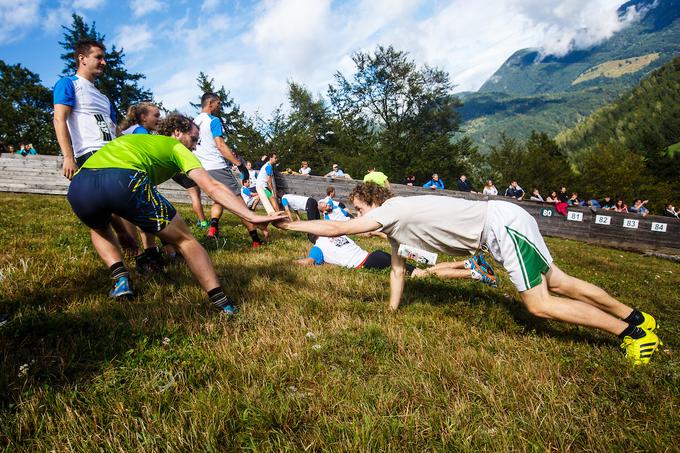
[189,168,285,224]
[388,241,406,310]
[276,216,381,237]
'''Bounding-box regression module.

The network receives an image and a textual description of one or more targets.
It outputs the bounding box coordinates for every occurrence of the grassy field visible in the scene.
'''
[0,193,678,451]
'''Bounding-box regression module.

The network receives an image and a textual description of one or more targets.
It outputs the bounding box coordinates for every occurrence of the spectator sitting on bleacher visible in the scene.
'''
[558,187,569,203]
[25,143,38,155]
[613,199,628,213]
[599,195,615,210]
[299,161,311,175]
[587,197,601,209]
[325,163,352,179]
[629,199,649,216]
[423,173,445,190]
[404,174,416,186]
[529,187,543,202]
[482,179,498,195]
[456,174,475,193]
[568,192,581,206]
[504,180,524,200]
[663,203,679,218]
[16,143,27,156]
[545,191,558,203]
[364,167,390,188]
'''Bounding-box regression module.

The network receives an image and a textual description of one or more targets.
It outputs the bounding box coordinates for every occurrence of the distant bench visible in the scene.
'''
[2,153,679,254]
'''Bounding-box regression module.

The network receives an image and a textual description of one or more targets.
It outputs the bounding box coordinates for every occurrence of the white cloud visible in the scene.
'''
[0,0,40,44]
[201,0,220,11]
[130,0,163,17]
[73,0,106,9]
[115,24,154,53]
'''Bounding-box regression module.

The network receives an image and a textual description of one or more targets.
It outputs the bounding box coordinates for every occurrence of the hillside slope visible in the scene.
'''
[459,0,680,148]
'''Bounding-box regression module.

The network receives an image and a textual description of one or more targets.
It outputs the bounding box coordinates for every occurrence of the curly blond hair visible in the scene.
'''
[349,182,393,206]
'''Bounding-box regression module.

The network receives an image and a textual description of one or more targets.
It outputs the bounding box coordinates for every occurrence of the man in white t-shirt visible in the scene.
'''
[255,152,280,214]
[277,190,320,221]
[277,183,661,366]
[53,38,139,254]
[319,199,351,222]
[193,93,262,246]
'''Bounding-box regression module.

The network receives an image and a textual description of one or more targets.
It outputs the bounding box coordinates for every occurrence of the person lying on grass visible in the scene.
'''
[297,234,498,288]
[66,114,285,314]
[275,182,662,365]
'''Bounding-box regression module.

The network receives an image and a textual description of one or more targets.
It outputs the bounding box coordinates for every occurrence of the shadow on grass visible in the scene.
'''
[401,277,613,347]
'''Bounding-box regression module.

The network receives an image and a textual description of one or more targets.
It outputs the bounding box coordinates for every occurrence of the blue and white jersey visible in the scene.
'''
[193,112,226,170]
[120,124,149,135]
[324,205,351,222]
[281,194,309,211]
[53,75,117,158]
[309,236,368,268]
[256,161,273,188]
[241,186,256,205]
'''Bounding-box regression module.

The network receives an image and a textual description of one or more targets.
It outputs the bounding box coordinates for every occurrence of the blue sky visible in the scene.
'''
[0,0,643,116]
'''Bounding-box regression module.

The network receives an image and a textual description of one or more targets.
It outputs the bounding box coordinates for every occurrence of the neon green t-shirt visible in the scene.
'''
[81,135,202,186]
[363,171,389,187]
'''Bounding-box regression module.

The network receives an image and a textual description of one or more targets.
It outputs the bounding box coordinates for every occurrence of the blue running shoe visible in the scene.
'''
[470,269,498,288]
[472,253,496,277]
[220,304,239,315]
[109,275,134,299]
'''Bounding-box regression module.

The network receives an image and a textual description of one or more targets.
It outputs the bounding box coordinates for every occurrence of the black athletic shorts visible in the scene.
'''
[172,172,197,189]
[67,168,176,233]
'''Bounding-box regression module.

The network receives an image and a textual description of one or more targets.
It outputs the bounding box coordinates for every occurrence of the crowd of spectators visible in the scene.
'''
[0,142,39,156]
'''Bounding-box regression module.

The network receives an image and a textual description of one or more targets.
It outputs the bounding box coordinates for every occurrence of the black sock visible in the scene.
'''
[249,230,261,243]
[623,309,644,326]
[208,287,234,309]
[210,218,219,228]
[110,262,128,279]
[618,324,645,340]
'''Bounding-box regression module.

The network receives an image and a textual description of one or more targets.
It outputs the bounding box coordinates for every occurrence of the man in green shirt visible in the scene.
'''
[363,167,390,188]
[67,114,283,313]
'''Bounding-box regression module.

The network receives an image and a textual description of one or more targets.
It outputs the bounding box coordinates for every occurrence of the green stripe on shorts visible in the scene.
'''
[505,226,550,289]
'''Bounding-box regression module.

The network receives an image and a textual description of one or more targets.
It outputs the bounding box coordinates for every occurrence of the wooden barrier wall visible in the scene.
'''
[2,154,679,254]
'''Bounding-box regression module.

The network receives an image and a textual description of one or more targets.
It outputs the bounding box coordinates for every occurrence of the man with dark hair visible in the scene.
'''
[456,174,475,193]
[255,152,280,214]
[193,92,261,245]
[504,180,524,200]
[67,114,284,313]
[53,38,139,253]
[277,182,662,366]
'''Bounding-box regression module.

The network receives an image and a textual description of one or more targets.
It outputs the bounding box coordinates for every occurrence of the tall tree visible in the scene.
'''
[59,14,152,121]
[329,45,463,182]
[0,60,57,154]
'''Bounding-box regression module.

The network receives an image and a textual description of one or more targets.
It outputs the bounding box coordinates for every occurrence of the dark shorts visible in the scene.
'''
[67,168,176,233]
[208,167,240,196]
[172,172,197,189]
[75,151,97,168]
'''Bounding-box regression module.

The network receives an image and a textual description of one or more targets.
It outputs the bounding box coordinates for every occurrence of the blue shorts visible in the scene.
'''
[67,168,176,233]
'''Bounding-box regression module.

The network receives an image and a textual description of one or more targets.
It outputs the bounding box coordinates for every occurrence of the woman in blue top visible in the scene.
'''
[118,102,161,135]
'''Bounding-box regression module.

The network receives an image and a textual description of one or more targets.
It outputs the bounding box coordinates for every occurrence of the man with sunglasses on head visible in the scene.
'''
[66,114,284,314]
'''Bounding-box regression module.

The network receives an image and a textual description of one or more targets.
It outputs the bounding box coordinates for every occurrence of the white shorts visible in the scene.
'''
[482,200,553,292]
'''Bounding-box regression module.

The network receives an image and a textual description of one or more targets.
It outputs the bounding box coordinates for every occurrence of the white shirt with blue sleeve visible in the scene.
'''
[53,75,117,158]
[193,112,226,170]
[256,161,273,188]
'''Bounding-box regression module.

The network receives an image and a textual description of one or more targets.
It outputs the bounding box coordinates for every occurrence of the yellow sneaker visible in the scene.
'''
[620,330,660,365]
[637,311,657,332]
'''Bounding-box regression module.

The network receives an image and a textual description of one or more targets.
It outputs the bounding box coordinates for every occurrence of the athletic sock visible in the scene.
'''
[210,218,219,228]
[623,309,644,326]
[110,262,129,280]
[618,324,646,340]
[208,287,234,309]
[248,230,261,243]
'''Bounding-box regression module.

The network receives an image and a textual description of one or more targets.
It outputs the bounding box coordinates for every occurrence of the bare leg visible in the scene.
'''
[412,261,471,279]
[140,230,157,250]
[545,265,634,319]
[90,226,124,267]
[520,278,628,335]
[156,214,220,292]
[256,186,275,214]
[110,215,139,255]
[187,186,206,222]
[210,202,223,221]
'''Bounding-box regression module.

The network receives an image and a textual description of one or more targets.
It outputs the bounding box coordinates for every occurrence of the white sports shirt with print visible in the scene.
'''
[53,75,117,158]
[312,236,369,268]
[193,112,227,170]
[281,194,309,211]
[256,162,273,187]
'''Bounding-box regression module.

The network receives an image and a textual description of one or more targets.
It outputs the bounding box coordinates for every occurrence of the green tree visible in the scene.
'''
[328,45,463,182]
[0,60,57,154]
[59,14,152,121]
[486,133,527,188]
[522,132,574,194]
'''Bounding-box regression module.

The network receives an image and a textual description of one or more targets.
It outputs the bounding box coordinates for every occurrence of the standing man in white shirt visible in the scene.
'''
[193,92,263,246]
[53,38,138,253]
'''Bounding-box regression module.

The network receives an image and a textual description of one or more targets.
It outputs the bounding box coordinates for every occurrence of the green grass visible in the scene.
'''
[0,193,678,451]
